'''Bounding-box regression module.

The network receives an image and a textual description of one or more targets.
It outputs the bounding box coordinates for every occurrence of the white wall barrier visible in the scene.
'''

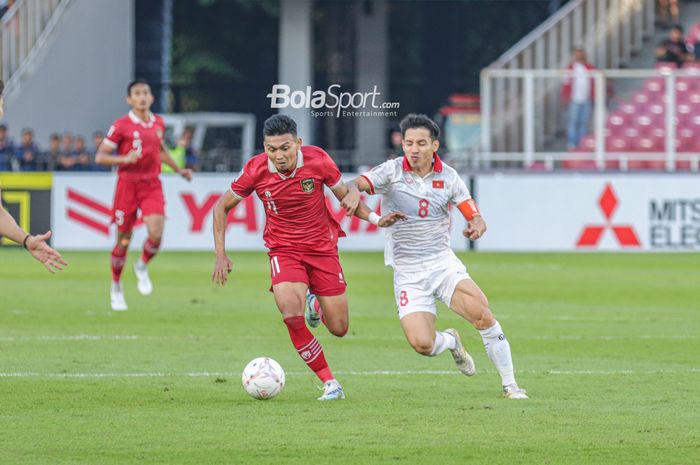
[477,174,700,251]
[51,173,470,251]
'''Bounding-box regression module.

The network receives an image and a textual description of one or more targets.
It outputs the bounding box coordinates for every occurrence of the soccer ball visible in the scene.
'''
[241,357,285,400]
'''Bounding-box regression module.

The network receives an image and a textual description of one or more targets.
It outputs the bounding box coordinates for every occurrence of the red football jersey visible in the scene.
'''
[230,145,346,252]
[103,110,165,180]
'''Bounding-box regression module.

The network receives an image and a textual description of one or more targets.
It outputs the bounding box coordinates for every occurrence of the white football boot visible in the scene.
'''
[134,260,153,296]
[110,281,128,311]
[317,379,345,401]
[503,383,529,399]
[305,292,321,328]
[444,328,476,376]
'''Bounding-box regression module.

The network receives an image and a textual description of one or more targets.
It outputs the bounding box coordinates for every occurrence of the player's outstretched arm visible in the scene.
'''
[1,193,67,273]
[332,182,406,227]
[160,143,193,181]
[355,201,407,228]
[25,231,68,273]
[95,142,140,166]
[211,190,240,286]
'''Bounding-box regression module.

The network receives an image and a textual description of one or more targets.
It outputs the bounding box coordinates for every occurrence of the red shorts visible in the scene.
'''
[268,249,347,296]
[112,177,165,233]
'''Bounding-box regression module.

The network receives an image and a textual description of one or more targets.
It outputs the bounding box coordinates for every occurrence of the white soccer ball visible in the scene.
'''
[241,357,285,400]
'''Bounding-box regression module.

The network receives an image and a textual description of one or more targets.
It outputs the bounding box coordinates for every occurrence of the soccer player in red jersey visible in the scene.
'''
[96,79,192,311]
[212,114,404,400]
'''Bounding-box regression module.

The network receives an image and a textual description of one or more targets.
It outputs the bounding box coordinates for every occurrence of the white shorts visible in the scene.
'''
[392,251,470,319]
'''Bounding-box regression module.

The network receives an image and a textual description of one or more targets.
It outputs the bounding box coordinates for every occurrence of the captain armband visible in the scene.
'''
[457,199,481,221]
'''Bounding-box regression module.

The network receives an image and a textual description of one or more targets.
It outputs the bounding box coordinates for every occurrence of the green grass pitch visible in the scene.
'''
[0,249,698,465]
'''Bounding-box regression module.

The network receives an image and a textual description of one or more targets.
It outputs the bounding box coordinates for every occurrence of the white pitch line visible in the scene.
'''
[0,335,141,342]
[0,369,698,378]
[1,334,697,342]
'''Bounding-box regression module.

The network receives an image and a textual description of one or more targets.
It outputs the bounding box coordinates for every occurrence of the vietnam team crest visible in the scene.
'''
[301,178,315,193]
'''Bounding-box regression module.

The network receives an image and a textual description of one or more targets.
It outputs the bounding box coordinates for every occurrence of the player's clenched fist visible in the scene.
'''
[212,254,233,285]
[123,151,141,164]
[463,215,487,241]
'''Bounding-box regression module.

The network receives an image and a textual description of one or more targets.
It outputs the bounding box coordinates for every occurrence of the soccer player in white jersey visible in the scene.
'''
[340,113,528,399]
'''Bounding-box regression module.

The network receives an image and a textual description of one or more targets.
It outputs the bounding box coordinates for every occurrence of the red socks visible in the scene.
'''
[110,245,127,281]
[283,316,334,382]
[141,238,160,264]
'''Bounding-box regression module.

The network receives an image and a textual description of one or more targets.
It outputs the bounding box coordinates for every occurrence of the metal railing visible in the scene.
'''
[1,0,68,88]
[481,0,655,155]
[477,68,700,172]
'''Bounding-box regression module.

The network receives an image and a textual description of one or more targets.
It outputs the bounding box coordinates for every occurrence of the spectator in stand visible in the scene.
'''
[657,0,680,29]
[561,47,595,150]
[181,128,200,171]
[164,127,200,173]
[656,25,692,67]
[0,124,15,171]
[90,131,109,171]
[57,131,77,171]
[13,128,41,171]
[44,133,61,171]
[0,0,14,19]
[74,135,91,171]
[387,128,402,160]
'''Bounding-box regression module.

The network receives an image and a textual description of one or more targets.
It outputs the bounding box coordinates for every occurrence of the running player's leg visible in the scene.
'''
[110,181,138,311]
[141,214,164,262]
[270,252,343,399]
[400,310,437,355]
[399,267,474,375]
[315,294,348,337]
[110,230,132,311]
[134,182,165,295]
[134,214,163,295]
[305,252,348,337]
[448,278,527,398]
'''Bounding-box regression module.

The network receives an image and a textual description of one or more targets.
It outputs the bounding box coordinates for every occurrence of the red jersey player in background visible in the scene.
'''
[212,115,404,400]
[96,79,192,311]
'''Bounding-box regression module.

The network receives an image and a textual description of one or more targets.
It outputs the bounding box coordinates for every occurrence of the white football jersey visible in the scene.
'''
[362,155,471,271]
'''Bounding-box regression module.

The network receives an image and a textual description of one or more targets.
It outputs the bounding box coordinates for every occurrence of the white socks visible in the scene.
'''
[479,320,516,386]
[135,258,147,271]
[430,331,457,356]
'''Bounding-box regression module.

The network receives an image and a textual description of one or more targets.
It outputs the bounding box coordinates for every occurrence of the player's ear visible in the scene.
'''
[296,137,302,147]
[432,138,440,151]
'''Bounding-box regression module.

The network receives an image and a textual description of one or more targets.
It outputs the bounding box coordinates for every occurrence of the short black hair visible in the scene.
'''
[0,79,4,95]
[127,78,150,96]
[49,133,60,140]
[672,24,683,33]
[399,113,440,140]
[263,114,297,138]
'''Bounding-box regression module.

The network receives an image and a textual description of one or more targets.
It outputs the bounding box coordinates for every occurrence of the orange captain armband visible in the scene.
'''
[457,199,481,221]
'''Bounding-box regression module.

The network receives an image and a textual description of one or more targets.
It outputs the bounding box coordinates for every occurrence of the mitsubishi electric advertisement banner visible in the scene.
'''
[51,174,469,251]
[477,174,700,251]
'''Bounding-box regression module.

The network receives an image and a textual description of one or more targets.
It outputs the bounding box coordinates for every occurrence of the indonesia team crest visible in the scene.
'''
[301,178,315,193]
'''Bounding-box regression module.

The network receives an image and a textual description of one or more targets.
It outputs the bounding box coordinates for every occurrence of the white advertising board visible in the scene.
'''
[51,173,470,251]
[476,174,700,251]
